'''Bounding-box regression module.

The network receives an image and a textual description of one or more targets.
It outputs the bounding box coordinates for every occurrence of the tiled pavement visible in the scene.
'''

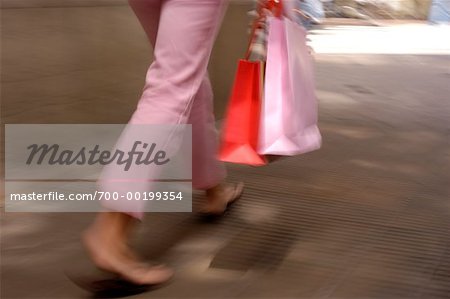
[1,3,450,299]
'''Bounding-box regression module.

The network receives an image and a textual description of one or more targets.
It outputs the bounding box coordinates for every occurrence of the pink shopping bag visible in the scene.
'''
[258,16,321,156]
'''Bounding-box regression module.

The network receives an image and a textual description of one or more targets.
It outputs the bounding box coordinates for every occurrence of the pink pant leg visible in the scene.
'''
[129,0,229,126]
[189,76,227,190]
[100,0,228,217]
[129,0,227,190]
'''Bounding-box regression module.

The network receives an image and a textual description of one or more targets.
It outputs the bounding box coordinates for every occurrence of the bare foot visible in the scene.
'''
[201,182,244,215]
[82,225,173,285]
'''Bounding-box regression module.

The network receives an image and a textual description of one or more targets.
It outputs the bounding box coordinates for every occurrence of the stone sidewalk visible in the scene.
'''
[2,51,449,298]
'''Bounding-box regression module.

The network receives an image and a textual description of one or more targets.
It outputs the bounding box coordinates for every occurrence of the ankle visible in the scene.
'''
[206,182,230,197]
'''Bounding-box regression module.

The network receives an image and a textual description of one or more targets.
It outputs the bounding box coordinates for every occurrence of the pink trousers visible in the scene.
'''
[102,0,228,217]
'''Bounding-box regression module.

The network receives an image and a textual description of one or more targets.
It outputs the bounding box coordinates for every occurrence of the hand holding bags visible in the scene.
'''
[219,0,321,165]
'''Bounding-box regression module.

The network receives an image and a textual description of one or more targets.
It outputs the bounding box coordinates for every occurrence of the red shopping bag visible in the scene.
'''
[218,59,266,166]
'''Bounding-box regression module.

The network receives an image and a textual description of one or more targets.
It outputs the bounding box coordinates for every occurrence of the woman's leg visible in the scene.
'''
[189,76,227,190]
[129,0,236,214]
[130,0,227,191]
[85,0,230,285]
[189,76,244,215]
[129,0,229,126]
[129,0,238,214]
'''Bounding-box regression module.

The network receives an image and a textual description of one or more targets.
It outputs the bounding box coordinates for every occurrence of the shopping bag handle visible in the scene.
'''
[244,0,283,60]
[266,0,283,18]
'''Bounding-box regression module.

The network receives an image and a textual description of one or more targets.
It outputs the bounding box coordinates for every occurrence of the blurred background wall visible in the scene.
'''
[1,0,255,124]
[332,0,433,19]
[1,0,442,126]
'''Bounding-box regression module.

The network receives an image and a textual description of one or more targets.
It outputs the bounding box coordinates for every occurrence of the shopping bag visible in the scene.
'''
[258,16,321,156]
[218,59,266,166]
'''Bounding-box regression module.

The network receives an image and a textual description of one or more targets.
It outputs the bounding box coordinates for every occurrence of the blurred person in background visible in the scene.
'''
[297,0,325,27]
[82,0,244,287]
[428,0,450,24]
